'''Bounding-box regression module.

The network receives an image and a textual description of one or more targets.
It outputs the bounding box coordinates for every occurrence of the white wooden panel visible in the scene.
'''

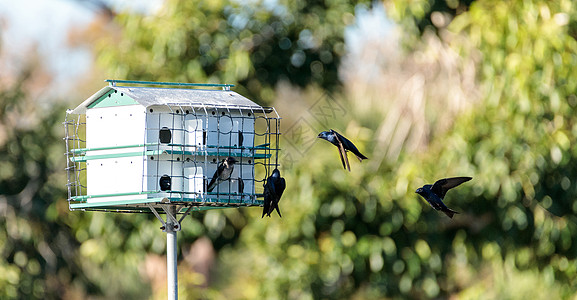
[86,156,144,201]
[86,105,145,149]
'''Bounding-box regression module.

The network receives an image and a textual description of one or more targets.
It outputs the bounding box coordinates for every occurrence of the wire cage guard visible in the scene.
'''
[64,80,281,213]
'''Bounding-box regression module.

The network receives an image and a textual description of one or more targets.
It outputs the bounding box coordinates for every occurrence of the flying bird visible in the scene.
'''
[415,177,472,218]
[262,168,286,218]
[207,157,238,192]
[317,129,368,171]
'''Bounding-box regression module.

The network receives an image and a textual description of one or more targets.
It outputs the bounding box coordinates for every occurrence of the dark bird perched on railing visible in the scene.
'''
[262,169,286,218]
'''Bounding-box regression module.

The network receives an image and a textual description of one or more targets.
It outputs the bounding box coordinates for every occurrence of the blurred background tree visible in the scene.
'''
[96,0,370,104]
[1,0,577,299]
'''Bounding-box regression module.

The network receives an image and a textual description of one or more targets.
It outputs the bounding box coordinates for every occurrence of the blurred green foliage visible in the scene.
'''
[1,0,577,299]
[386,0,476,35]
[0,71,102,298]
[98,0,369,104]
[221,0,577,298]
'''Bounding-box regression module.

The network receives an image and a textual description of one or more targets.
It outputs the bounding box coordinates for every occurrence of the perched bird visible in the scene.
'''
[415,177,472,218]
[317,129,368,171]
[262,169,286,218]
[207,157,238,192]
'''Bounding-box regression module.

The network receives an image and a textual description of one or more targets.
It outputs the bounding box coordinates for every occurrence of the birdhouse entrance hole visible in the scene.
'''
[159,127,172,143]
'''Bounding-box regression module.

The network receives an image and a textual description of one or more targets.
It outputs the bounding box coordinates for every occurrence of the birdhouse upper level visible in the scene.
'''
[65,80,281,213]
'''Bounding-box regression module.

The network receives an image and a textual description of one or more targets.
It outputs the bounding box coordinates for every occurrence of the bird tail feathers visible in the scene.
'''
[443,208,459,219]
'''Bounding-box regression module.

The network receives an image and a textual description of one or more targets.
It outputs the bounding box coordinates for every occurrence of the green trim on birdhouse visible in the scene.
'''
[70,190,264,203]
[70,143,275,156]
[166,197,264,205]
[69,151,147,162]
[70,196,264,210]
[156,150,271,159]
[69,149,271,162]
[106,79,235,89]
[70,191,160,202]
[70,197,163,208]
[208,151,271,159]
[70,204,249,212]
[70,143,157,155]
[87,89,139,109]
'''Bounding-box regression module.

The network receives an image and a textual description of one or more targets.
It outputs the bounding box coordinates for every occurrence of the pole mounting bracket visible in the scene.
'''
[147,204,183,232]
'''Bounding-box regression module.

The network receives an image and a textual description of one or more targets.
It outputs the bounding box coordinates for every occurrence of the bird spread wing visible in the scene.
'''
[263,173,278,217]
[332,131,351,171]
[277,178,286,196]
[272,177,286,217]
[262,187,271,218]
[431,177,472,198]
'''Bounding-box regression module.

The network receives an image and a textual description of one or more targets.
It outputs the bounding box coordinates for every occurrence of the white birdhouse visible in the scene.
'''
[64,80,281,213]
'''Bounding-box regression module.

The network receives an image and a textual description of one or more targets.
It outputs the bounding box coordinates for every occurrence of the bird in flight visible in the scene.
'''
[415,177,472,218]
[207,157,238,192]
[317,129,368,171]
[262,168,286,218]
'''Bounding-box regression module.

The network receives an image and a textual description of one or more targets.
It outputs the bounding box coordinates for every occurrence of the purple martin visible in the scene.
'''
[415,177,472,218]
[262,169,286,218]
[207,157,238,192]
[317,129,368,171]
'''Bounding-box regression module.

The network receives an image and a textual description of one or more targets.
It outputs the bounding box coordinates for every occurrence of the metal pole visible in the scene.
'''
[166,207,178,300]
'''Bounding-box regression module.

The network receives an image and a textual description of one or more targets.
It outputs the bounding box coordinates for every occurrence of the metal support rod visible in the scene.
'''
[148,204,180,299]
[178,205,194,223]
[161,204,180,226]
[166,205,178,300]
[148,204,167,228]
